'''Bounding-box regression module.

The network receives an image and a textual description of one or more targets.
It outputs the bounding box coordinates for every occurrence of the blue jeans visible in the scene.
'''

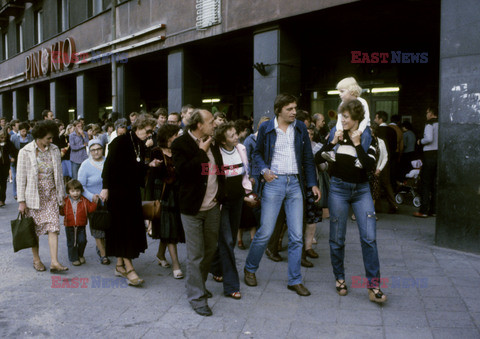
[327,126,372,153]
[211,196,244,295]
[245,175,304,285]
[11,165,17,198]
[65,226,87,262]
[71,162,81,180]
[328,176,381,287]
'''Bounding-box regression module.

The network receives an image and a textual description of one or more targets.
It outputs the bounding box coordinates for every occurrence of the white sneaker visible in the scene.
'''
[321,151,336,162]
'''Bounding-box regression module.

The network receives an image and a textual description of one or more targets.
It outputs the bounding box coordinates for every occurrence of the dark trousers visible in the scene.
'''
[210,197,244,295]
[378,163,397,209]
[0,165,9,202]
[419,151,437,214]
[65,226,87,262]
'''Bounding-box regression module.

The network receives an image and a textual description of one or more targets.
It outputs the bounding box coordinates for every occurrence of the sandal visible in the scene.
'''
[126,269,144,286]
[238,241,246,250]
[115,265,127,278]
[173,269,184,279]
[336,279,348,296]
[156,255,171,268]
[50,263,69,273]
[368,288,387,303]
[72,261,82,266]
[226,291,241,300]
[213,275,223,283]
[101,257,111,265]
[33,261,46,272]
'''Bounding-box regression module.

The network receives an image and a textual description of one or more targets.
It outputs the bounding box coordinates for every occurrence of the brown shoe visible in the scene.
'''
[305,249,319,259]
[244,268,257,286]
[33,261,46,272]
[265,248,283,262]
[287,283,311,296]
[301,257,313,268]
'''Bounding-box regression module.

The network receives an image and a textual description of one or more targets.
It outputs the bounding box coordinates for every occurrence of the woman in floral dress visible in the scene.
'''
[17,120,67,273]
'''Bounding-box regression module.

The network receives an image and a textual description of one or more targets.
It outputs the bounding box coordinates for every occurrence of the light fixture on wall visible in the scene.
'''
[202,98,221,104]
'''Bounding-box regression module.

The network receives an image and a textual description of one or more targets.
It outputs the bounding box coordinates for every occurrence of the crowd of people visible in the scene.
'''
[0,77,439,316]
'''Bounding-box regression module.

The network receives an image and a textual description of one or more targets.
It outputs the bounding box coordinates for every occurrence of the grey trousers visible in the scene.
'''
[181,205,221,309]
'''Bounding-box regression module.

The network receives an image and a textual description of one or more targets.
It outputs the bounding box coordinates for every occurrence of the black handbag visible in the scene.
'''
[88,202,111,231]
[11,213,38,252]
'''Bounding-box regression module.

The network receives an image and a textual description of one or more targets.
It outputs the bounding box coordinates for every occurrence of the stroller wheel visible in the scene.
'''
[413,196,421,208]
[395,193,404,205]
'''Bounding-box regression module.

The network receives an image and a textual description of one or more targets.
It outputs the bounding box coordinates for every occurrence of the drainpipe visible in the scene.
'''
[111,0,118,114]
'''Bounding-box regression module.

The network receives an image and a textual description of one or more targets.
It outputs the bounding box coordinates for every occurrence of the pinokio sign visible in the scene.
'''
[25,37,76,80]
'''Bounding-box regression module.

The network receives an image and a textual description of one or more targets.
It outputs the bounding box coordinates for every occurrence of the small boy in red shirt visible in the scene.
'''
[60,179,97,266]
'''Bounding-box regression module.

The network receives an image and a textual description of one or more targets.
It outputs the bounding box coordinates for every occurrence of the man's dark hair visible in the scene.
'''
[375,111,389,123]
[10,119,19,126]
[187,109,205,131]
[296,110,311,124]
[31,120,59,139]
[427,106,438,117]
[234,119,251,134]
[391,114,401,124]
[274,93,297,116]
[157,124,180,148]
[340,100,365,122]
[401,121,413,130]
[42,110,52,119]
[168,112,181,123]
[66,179,84,194]
[154,107,168,118]
[213,112,226,120]
[18,122,30,131]
[214,122,236,145]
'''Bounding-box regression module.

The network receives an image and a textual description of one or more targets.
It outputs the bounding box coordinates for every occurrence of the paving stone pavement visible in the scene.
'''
[1,181,479,338]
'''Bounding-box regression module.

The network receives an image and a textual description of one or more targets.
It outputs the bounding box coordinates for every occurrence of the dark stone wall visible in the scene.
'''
[435,0,480,253]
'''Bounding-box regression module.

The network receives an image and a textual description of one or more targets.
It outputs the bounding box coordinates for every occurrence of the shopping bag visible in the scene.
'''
[11,213,38,252]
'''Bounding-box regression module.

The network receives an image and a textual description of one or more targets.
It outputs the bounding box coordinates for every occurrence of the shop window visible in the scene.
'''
[16,22,24,53]
[58,0,69,32]
[196,0,221,29]
[88,0,103,17]
[34,10,43,44]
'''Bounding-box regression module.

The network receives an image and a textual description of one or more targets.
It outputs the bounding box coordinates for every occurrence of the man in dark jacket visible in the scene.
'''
[244,93,320,297]
[171,109,225,317]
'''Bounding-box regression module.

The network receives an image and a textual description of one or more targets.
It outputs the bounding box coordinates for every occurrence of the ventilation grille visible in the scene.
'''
[196,0,221,29]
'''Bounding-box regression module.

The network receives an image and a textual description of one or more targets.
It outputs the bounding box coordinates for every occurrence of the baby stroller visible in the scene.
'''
[395,160,422,208]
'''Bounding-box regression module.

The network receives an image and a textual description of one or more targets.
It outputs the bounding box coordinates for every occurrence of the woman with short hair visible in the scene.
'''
[100,114,162,286]
[17,120,67,272]
[316,99,386,303]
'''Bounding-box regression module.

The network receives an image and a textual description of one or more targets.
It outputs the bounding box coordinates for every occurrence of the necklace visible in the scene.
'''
[130,132,141,162]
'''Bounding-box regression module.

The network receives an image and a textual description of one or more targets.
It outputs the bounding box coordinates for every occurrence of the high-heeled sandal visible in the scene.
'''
[336,279,348,296]
[173,269,184,279]
[156,255,171,268]
[213,275,223,283]
[226,291,241,300]
[238,241,246,250]
[368,288,387,303]
[126,269,144,286]
[50,263,69,273]
[115,265,127,277]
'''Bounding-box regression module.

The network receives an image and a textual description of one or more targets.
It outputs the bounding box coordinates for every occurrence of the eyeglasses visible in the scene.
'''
[145,129,154,135]
[90,148,103,152]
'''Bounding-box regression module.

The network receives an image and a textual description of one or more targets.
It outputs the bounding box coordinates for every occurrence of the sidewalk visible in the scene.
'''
[1,181,479,338]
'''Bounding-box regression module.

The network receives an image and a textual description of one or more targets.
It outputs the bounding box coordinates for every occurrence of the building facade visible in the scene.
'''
[0,0,478,253]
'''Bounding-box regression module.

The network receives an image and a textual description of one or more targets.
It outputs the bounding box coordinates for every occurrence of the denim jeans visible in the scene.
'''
[65,226,87,262]
[11,164,17,198]
[245,175,304,285]
[210,196,244,295]
[71,162,81,180]
[327,126,372,153]
[328,176,381,287]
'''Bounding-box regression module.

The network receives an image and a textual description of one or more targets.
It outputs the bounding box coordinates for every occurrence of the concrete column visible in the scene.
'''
[168,48,201,113]
[76,73,99,123]
[435,0,480,253]
[0,92,13,120]
[50,80,69,123]
[29,85,47,120]
[117,63,140,118]
[12,89,28,121]
[252,27,301,130]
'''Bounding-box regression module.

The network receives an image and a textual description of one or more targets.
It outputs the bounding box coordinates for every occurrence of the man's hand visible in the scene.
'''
[375,169,381,176]
[199,136,213,152]
[145,138,154,148]
[312,186,321,202]
[263,169,278,183]
[351,130,362,146]
[149,159,163,167]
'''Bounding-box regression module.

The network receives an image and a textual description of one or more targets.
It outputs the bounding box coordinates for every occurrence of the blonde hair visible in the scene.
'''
[257,116,270,130]
[336,77,362,97]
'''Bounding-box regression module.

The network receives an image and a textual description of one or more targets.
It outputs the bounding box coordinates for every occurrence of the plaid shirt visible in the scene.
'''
[16,141,65,209]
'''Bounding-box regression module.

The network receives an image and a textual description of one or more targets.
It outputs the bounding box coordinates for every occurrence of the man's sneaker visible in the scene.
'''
[321,151,336,162]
